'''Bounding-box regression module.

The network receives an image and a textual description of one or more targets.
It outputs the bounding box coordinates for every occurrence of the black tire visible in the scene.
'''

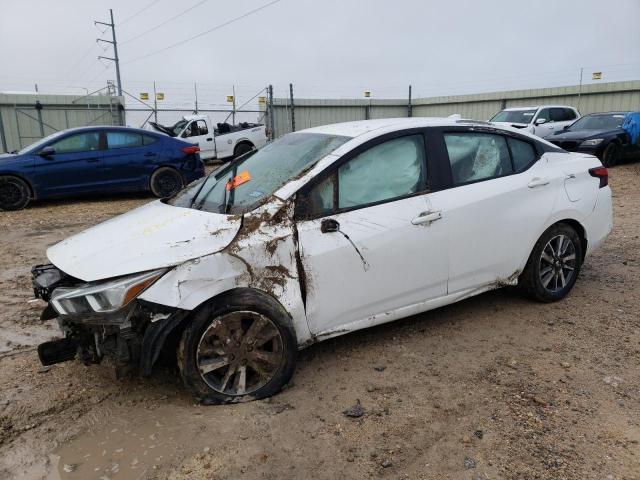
[0,176,31,211]
[520,223,583,303]
[234,142,254,158]
[178,290,297,404]
[150,167,183,198]
[601,142,620,168]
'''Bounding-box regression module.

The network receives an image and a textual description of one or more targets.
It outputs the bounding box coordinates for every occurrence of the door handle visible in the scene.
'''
[411,210,442,225]
[528,177,550,188]
[86,157,99,163]
[206,138,213,141]
[565,173,576,179]
[144,152,156,157]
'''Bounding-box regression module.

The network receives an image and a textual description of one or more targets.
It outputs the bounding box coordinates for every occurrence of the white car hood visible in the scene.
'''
[47,200,241,282]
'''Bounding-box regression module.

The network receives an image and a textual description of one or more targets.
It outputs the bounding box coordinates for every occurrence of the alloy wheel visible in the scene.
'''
[538,234,577,293]
[196,311,285,396]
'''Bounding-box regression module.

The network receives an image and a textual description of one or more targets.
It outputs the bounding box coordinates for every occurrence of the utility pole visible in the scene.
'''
[96,9,122,97]
[577,67,584,111]
[153,81,158,123]
[232,85,236,125]
[194,83,199,114]
[289,83,295,132]
[408,85,412,117]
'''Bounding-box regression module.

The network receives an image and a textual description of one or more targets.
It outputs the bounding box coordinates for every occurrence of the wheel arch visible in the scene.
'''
[148,164,185,191]
[0,172,36,200]
[233,140,255,155]
[141,286,294,376]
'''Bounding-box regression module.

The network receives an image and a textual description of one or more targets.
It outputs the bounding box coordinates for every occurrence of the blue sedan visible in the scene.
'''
[0,126,205,210]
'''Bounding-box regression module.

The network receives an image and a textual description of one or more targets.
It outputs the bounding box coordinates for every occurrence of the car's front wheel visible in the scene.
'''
[178,291,297,404]
[0,176,31,211]
[520,223,583,302]
[150,167,183,198]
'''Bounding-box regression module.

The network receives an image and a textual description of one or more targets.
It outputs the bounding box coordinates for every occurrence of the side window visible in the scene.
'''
[551,108,577,122]
[107,132,143,149]
[507,137,537,172]
[536,108,551,122]
[183,120,207,137]
[50,132,100,154]
[338,135,426,209]
[143,134,159,146]
[444,132,513,185]
[299,134,426,217]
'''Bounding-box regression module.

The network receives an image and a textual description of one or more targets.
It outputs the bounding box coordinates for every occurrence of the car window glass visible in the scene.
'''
[50,132,100,154]
[305,174,336,216]
[564,108,577,121]
[536,109,551,122]
[107,132,143,149]
[143,134,159,146]
[338,135,426,209]
[550,108,575,122]
[444,132,513,185]
[508,137,537,172]
[195,120,208,135]
[183,120,207,138]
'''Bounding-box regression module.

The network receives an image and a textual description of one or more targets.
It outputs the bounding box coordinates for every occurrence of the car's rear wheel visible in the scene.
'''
[150,167,183,198]
[178,291,297,404]
[520,223,583,302]
[602,142,620,167]
[0,176,31,211]
[234,142,254,158]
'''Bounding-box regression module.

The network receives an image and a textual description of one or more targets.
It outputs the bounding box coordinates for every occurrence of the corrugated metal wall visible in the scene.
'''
[267,80,640,137]
[0,93,125,153]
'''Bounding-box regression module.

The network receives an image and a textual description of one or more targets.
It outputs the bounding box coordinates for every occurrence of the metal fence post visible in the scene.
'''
[289,83,295,132]
[408,85,412,117]
[153,81,158,123]
[35,100,45,137]
[0,110,7,153]
[268,84,275,140]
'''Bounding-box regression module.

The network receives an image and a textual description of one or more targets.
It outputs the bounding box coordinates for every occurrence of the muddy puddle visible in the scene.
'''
[50,403,224,479]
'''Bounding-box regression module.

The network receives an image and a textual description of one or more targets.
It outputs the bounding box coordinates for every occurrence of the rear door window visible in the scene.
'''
[143,134,159,146]
[507,137,537,172]
[444,132,513,185]
[107,132,143,149]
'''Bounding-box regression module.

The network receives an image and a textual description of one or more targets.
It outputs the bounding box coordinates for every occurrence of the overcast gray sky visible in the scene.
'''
[1,0,639,113]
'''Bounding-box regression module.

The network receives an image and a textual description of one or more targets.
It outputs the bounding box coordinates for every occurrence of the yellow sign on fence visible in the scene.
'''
[364,90,371,98]
[592,72,602,80]
[226,95,235,103]
[258,96,267,104]
[140,92,149,100]
[156,92,164,100]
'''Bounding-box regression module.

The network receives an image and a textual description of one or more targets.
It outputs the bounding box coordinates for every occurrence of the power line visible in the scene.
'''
[119,0,163,26]
[123,0,281,65]
[121,0,209,45]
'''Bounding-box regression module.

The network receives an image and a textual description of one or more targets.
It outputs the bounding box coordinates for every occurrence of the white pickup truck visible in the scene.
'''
[148,114,267,161]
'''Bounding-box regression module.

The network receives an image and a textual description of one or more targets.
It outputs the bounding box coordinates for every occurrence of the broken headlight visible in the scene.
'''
[50,269,165,315]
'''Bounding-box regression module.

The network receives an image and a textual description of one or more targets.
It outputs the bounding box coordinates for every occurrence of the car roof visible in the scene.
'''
[59,125,161,135]
[502,105,575,111]
[300,117,496,139]
[583,111,630,116]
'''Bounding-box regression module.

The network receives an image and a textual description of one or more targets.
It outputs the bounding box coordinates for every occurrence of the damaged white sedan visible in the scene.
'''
[32,118,612,403]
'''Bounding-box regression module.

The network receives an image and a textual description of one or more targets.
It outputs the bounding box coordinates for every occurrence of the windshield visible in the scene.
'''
[168,132,351,214]
[17,130,67,154]
[490,109,537,124]
[569,113,627,131]
[171,119,189,136]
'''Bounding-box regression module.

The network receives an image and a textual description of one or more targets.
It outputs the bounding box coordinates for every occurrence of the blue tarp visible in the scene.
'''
[622,112,640,145]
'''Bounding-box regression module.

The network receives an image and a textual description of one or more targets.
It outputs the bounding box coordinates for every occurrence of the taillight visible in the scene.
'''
[181,145,200,154]
[589,166,608,188]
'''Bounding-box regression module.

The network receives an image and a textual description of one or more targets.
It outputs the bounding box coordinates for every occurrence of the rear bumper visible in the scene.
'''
[584,186,613,257]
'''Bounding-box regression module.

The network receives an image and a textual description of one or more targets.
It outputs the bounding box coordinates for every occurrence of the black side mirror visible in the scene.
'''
[563,125,570,131]
[320,218,340,233]
[39,146,55,157]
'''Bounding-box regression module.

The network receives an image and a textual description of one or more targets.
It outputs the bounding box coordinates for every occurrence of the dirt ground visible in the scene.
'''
[0,163,639,480]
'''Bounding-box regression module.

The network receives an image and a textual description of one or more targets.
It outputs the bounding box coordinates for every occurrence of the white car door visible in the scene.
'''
[532,108,556,138]
[180,119,216,159]
[433,129,559,293]
[295,132,449,336]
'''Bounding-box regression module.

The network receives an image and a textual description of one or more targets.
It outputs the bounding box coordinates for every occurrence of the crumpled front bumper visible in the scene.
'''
[32,264,189,376]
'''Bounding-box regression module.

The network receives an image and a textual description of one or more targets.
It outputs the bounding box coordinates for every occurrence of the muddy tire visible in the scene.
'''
[0,176,31,211]
[233,142,254,158]
[150,167,183,198]
[601,142,620,168]
[178,290,297,404]
[520,223,583,303]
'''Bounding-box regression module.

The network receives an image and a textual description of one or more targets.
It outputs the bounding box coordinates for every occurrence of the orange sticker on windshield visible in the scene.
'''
[226,171,251,190]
